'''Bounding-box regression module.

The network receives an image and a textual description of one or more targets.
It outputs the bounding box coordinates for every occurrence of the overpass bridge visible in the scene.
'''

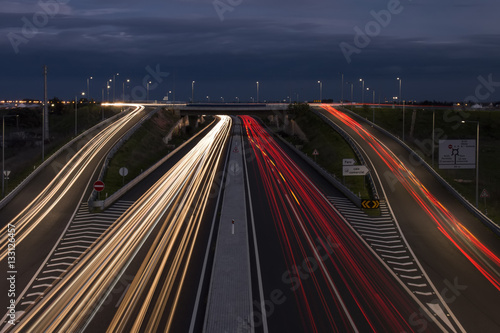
[176,103,289,115]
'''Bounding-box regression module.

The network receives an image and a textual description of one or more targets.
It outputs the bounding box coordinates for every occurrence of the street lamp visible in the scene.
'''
[206,96,209,102]
[461,120,480,208]
[317,81,322,102]
[75,92,85,136]
[397,77,402,105]
[87,76,93,102]
[256,81,259,103]
[2,115,18,197]
[346,82,353,104]
[113,73,119,102]
[191,81,195,103]
[147,81,152,102]
[122,79,130,101]
[340,72,344,105]
[359,79,365,104]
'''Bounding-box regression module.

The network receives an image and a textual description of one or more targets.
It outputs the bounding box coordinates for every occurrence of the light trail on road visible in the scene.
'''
[241,116,437,332]
[0,104,145,261]
[9,116,231,332]
[321,105,500,291]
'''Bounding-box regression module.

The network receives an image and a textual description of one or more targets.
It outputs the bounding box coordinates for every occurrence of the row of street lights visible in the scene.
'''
[190,81,261,103]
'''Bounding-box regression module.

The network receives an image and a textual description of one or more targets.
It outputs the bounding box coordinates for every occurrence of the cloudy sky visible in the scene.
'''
[1,0,500,102]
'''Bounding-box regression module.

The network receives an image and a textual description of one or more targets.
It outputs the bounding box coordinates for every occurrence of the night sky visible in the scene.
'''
[1,0,500,103]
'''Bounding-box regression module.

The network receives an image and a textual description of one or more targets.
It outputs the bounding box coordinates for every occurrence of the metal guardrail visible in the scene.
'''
[260,119,362,207]
[311,108,379,200]
[338,106,500,237]
[88,118,216,211]
[0,109,128,211]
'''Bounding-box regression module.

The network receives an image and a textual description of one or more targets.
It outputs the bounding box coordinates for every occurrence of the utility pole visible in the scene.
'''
[43,65,48,161]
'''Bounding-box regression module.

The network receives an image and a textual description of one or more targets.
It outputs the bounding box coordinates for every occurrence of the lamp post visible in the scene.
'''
[432,110,435,168]
[397,77,402,105]
[191,81,195,103]
[113,73,119,102]
[462,120,480,208]
[147,81,152,102]
[346,82,353,104]
[122,79,130,101]
[2,115,18,197]
[75,92,85,136]
[340,72,344,106]
[256,81,259,103]
[359,78,364,104]
[317,81,322,102]
[87,76,93,102]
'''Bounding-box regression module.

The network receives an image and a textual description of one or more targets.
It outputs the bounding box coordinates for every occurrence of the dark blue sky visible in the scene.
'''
[1,0,500,103]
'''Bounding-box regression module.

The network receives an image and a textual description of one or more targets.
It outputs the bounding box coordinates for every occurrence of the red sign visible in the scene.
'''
[94,180,105,192]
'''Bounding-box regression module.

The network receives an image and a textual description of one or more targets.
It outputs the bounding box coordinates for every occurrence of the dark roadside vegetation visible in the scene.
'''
[264,103,372,202]
[346,105,499,225]
[1,99,119,197]
[102,110,212,197]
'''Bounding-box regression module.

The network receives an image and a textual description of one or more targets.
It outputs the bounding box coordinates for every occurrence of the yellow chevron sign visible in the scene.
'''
[362,200,380,209]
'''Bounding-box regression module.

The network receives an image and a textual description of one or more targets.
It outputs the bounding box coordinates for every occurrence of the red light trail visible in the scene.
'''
[320,105,500,292]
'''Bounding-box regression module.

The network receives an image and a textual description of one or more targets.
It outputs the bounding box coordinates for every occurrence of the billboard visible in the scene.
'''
[438,140,476,169]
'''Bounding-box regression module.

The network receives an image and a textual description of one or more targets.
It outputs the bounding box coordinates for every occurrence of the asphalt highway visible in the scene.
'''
[318,105,500,332]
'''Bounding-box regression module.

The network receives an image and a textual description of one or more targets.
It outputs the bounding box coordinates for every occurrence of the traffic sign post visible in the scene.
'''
[343,165,369,176]
[362,200,380,209]
[343,158,356,166]
[480,189,490,213]
[312,149,319,163]
[119,167,129,185]
[94,180,104,200]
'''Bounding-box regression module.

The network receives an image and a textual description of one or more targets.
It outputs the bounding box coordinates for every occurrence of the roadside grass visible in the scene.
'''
[346,106,500,224]
[266,104,372,203]
[103,111,211,197]
[2,105,120,197]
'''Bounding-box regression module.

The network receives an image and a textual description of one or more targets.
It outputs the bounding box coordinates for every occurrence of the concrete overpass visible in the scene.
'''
[176,103,289,115]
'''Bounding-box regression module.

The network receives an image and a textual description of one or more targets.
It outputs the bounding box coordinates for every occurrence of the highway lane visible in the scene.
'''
[240,116,443,332]
[318,105,500,331]
[7,116,232,332]
[0,105,147,323]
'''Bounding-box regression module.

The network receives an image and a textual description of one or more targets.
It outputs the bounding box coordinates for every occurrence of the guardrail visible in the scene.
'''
[88,118,216,211]
[311,108,379,200]
[260,119,362,207]
[337,106,500,237]
[0,109,129,210]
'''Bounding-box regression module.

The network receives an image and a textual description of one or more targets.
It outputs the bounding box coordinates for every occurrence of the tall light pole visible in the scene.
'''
[113,73,119,102]
[122,79,130,101]
[43,65,48,161]
[147,81,152,102]
[191,80,195,103]
[75,92,84,136]
[87,76,93,102]
[397,77,402,105]
[462,120,480,208]
[346,81,353,104]
[432,109,435,168]
[359,79,365,104]
[2,115,18,197]
[256,81,259,103]
[317,81,322,102]
[340,73,344,106]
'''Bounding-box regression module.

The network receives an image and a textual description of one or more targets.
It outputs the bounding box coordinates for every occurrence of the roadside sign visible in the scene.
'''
[94,180,105,192]
[312,149,319,156]
[119,167,129,177]
[3,170,11,177]
[362,200,380,209]
[480,189,490,198]
[343,158,356,166]
[343,165,369,176]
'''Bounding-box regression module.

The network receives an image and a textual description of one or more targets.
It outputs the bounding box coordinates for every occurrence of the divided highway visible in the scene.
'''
[318,105,500,331]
